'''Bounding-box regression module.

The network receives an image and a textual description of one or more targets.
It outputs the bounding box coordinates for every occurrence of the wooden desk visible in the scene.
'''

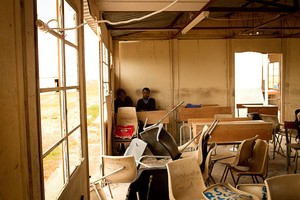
[236,103,263,117]
[177,106,232,123]
[192,121,273,144]
[242,105,278,116]
[187,117,251,126]
[136,110,169,125]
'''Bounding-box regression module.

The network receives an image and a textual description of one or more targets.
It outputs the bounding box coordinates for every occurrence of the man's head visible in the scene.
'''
[116,88,126,101]
[142,87,150,99]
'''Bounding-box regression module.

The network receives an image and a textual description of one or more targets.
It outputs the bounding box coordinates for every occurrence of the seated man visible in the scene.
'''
[136,87,156,111]
[114,88,133,113]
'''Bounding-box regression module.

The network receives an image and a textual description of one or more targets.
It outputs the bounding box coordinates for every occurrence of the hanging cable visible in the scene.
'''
[36,0,179,32]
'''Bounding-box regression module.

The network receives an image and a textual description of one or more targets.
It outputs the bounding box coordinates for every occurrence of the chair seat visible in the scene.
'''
[203,182,259,200]
[236,184,267,200]
[287,143,300,150]
[212,152,236,163]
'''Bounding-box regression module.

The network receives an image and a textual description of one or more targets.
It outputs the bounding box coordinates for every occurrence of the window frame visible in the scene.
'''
[36,0,84,198]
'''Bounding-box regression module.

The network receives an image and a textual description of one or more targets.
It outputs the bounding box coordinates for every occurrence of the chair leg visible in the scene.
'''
[229,168,237,186]
[294,150,299,174]
[277,134,285,156]
[91,183,102,200]
[273,133,276,159]
[107,183,113,199]
[220,165,229,182]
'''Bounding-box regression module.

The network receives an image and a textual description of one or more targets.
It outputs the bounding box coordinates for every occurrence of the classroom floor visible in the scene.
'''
[90,139,299,200]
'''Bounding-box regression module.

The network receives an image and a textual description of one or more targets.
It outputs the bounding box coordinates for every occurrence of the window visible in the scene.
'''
[102,43,110,122]
[268,62,280,90]
[37,0,83,199]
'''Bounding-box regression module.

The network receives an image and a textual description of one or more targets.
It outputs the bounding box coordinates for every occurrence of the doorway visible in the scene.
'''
[235,52,282,118]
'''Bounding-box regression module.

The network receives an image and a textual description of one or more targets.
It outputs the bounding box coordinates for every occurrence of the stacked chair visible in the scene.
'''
[166,157,259,200]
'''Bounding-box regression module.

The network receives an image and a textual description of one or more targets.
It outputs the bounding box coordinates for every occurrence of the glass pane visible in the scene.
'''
[44,144,64,200]
[40,92,62,153]
[38,30,59,89]
[274,63,279,75]
[37,0,57,25]
[102,43,108,63]
[67,89,80,131]
[103,83,109,97]
[65,45,78,86]
[68,128,82,174]
[64,1,77,44]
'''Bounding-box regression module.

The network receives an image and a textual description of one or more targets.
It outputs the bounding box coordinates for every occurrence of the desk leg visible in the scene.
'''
[286,128,291,171]
[294,150,299,174]
[287,145,291,172]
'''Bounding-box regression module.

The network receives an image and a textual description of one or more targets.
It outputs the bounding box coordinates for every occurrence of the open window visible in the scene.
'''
[37,0,83,198]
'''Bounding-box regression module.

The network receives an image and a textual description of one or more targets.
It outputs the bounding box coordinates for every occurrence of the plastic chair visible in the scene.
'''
[236,184,267,200]
[260,114,285,158]
[264,174,300,200]
[220,135,258,185]
[166,157,259,200]
[139,124,171,158]
[91,155,137,199]
[123,138,148,168]
[203,182,259,200]
[166,157,207,200]
[203,142,217,186]
[156,123,182,160]
[139,123,181,160]
[180,125,209,165]
[233,139,269,185]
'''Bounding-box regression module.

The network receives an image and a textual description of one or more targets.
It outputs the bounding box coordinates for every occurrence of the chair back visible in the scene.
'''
[124,138,147,167]
[231,135,258,166]
[248,139,269,176]
[116,107,138,136]
[265,174,300,200]
[166,157,206,200]
[157,124,182,160]
[139,124,170,156]
[192,125,208,166]
[295,109,300,139]
[101,155,137,183]
[203,142,217,182]
[260,114,280,132]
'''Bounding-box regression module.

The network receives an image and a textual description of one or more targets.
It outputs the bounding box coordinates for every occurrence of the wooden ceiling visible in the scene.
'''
[89,0,300,40]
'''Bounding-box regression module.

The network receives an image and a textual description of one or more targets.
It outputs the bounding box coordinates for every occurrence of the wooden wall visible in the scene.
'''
[0,0,90,199]
[115,38,300,134]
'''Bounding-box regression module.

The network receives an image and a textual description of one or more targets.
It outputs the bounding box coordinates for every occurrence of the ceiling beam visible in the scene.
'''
[95,0,209,11]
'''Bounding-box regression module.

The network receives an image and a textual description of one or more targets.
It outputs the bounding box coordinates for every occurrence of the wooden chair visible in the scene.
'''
[233,139,269,185]
[264,174,300,200]
[219,135,258,185]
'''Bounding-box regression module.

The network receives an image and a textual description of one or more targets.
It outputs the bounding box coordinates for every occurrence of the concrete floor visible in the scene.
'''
[91,138,299,200]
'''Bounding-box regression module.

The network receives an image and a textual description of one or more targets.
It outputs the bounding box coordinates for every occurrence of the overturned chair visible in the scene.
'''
[90,155,137,199]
